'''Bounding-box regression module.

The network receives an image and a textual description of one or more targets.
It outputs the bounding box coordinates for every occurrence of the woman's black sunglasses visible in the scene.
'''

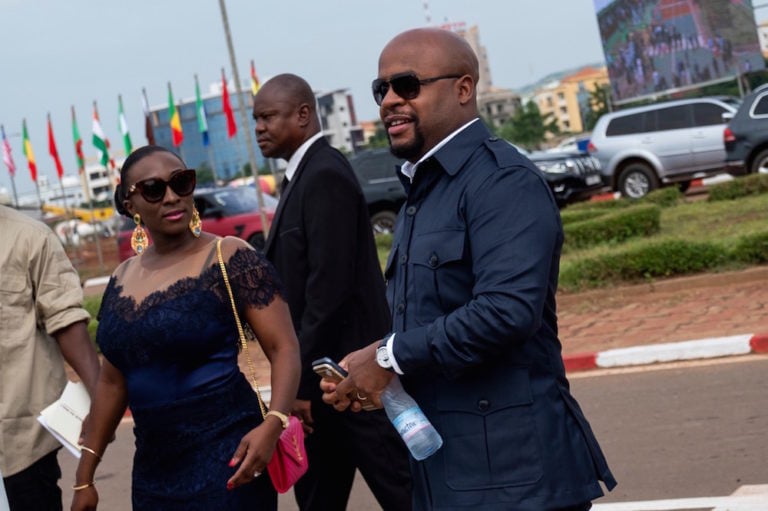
[127,169,197,203]
[371,72,463,106]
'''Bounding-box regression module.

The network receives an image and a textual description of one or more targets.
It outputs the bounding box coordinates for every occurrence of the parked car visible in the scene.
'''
[522,147,605,207]
[117,186,278,261]
[588,96,740,198]
[347,148,406,235]
[724,84,768,175]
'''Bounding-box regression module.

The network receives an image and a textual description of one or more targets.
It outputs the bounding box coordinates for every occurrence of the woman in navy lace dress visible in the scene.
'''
[71,146,301,511]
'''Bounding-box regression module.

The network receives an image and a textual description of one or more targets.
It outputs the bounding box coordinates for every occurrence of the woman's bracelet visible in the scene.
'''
[80,446,102,461]
[72,481,95,491]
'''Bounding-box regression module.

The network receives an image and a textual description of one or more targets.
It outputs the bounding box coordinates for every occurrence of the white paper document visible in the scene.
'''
[37,380,91,458]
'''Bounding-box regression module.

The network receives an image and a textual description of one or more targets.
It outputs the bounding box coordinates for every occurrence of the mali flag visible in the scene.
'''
[168,82,183,147]
[22,118,37,182]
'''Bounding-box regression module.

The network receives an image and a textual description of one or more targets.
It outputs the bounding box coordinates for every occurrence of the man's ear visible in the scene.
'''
[456,75,475,106]
[296,103,312,127]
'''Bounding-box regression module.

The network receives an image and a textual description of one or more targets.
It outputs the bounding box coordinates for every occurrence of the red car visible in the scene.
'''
[117,186,278,262]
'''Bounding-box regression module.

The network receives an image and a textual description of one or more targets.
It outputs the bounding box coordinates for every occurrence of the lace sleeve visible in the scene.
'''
[224,247,285,312]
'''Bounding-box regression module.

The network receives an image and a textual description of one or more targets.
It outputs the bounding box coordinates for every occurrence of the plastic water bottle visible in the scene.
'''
[381,376,443,460]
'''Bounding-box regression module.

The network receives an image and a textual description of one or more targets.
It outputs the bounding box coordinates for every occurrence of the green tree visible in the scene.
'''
[195,162,215,186]
[364,126,390,149]
[583,83,612,132]
[499,101,559,150]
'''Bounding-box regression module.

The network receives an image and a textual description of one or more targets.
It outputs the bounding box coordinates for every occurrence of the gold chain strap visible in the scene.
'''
[216,239,268,419]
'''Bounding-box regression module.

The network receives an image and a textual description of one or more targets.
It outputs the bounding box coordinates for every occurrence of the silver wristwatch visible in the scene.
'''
[376,338,395,371]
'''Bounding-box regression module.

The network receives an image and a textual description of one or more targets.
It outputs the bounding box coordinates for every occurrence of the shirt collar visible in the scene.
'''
[400,118,479,181]
[284,132,324,181]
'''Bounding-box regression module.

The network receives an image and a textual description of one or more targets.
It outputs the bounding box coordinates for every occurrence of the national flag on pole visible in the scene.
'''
[194,74,210,146]
[118,94,133,155]
[142,88,156,145]
[1,124,16,177]
[221,69,237,138]
[92,102,111,168]
[250,60,261,96]
[22,119,37,182]
[168,82,184,147]
[72,106,85,174]
[47,113,65,179]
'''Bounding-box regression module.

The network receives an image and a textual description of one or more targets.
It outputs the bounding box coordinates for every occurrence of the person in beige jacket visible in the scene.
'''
[0,204,100,511]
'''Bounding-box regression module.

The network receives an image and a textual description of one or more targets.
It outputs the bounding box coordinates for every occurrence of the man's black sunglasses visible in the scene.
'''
[127,169,197,203]
[371,73,463,105]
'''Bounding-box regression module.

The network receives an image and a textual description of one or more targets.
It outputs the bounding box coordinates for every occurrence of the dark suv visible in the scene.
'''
[521,147,605,207]
[724,85,768,176]
[347,148,406,235]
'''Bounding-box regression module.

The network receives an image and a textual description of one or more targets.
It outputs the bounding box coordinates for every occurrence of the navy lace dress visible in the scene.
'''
[97,247,282,510]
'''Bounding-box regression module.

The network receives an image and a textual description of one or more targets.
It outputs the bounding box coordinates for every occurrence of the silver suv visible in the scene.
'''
[588,96,740,198]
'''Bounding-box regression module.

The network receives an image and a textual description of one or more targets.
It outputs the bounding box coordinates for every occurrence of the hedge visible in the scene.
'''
[708,173,768,201]
[563,204,660,251]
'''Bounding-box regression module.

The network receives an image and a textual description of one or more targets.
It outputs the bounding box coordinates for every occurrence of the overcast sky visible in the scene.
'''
[1,0,767,196]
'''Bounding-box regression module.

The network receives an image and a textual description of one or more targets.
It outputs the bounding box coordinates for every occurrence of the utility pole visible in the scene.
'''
[217,0,271,239]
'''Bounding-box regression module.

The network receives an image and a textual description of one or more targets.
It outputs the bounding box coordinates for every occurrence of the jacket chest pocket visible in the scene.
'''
[409,229,471,319]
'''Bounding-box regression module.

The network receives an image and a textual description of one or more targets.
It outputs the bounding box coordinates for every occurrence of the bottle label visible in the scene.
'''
[393,407,431,443]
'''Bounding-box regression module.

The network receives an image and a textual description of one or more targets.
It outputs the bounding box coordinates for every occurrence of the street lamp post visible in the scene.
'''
[217,0,271,240]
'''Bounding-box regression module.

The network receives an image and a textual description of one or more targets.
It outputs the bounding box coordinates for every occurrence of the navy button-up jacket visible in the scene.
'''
[385,120,616,510]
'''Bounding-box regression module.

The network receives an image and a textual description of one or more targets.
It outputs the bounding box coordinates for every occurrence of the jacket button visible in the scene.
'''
[400,254,407,264]
[477,399,490,411]
[406,206,417,216]
[396,302,405,314]
[428,254,438,267]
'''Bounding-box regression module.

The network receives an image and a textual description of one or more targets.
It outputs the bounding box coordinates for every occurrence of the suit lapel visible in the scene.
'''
[264,138,328,255]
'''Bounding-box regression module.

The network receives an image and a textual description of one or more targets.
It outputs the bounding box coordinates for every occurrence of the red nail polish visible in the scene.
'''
[227,482,234,490]
[228,459,236,468]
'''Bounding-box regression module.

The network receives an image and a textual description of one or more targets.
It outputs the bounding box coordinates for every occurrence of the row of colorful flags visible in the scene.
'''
[1,60,262,187]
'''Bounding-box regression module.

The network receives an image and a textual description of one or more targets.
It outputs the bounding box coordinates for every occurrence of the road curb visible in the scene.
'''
[564,332,768,372]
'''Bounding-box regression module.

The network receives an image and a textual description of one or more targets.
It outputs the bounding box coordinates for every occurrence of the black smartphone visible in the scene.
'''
[311,357,348,383]
[311,357,377,411]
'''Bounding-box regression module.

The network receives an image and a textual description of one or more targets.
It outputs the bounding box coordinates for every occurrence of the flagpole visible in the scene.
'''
[218,0,271,237]
[9,174,19,208]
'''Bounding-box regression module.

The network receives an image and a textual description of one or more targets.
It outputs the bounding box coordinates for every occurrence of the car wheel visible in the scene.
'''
[247,232,265,250]
[678,181,691,193]
[750,149,768,174]
[618,162,658,199]
[370,210,397,235]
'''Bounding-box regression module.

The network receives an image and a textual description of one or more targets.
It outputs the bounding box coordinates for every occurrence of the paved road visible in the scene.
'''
[58,356,768,510]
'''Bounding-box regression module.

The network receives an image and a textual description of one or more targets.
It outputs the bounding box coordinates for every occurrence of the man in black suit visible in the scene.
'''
[254,73,412,511]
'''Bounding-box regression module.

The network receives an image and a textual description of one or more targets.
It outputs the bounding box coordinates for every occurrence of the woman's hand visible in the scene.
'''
[70,485,98,511]
[226,420,281,490]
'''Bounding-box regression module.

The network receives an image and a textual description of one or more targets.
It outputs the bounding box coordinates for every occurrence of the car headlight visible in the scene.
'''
[536,159,574,174]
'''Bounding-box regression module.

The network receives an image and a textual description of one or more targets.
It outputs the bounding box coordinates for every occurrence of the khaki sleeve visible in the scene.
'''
[32,229,91,336]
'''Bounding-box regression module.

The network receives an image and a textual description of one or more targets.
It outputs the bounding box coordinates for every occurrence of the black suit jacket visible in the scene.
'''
[264,138,391,400]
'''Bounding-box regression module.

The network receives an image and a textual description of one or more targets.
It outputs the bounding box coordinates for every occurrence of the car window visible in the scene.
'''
[692,103,728,126]
[656,105,691,131]
[751,94,768,117]
[606,113,642,136]
[350,152,401,183]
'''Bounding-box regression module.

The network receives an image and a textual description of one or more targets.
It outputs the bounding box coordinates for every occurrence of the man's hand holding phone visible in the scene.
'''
[312,357,378,411]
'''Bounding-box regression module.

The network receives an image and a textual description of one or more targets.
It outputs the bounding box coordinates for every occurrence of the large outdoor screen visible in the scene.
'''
[595,0,765,104]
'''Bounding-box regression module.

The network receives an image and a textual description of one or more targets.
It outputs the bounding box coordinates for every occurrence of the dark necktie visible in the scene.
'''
[280,176,289,196]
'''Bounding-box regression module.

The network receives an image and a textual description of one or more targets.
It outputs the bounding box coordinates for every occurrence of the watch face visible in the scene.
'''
[376,346,391,368]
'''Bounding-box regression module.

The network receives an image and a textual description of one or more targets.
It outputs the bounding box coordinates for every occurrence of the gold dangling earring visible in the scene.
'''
[189,207,202,238]
[131,213,149,255]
